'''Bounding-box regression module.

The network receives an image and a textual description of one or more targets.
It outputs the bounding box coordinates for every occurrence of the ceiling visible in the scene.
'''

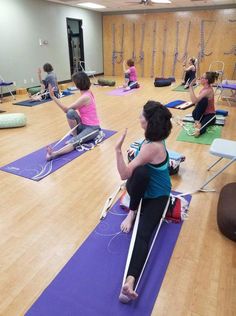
[46,0,236,12]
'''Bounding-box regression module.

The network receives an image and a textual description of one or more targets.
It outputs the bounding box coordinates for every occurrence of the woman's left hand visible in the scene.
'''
[115,128,127,152]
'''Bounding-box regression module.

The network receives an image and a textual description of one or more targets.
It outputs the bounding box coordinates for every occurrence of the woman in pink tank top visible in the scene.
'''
[189,71,218,136]
[122,59,139,91]
[46,72,102,160]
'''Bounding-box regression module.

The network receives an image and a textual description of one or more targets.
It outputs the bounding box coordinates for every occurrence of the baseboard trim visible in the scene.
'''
[1,73,104,98]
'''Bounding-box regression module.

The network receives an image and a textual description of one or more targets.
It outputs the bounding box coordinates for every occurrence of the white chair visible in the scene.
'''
[78,61,96,83]
[201,138,236,190]
[217,80,236,106]
[208,61,225,95]
[0,75,15,103]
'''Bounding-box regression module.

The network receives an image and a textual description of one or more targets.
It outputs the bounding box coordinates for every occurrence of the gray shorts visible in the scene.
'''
[66,109,100,146]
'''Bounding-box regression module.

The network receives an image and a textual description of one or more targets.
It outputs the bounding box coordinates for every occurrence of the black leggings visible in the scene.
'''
[184,70,195,85]
[126,166,169,280]
[192,97,216,134]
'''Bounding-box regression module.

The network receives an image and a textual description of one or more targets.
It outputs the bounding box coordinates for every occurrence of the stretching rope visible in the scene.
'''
[197,20,216,74]
[134,198,170,291]
[122,200,142,287]
[100,184,124,220]
[161,21,167,78]
[137,23,145,77]
[33,129,102,180]
[112,24,125,76]
[132,23,136,61]
[52,123,80,149]
[150,21,157,78]
[112,24,116,76]
[172,21,180,77]
[180,21,191,65]
[173,114,216,136]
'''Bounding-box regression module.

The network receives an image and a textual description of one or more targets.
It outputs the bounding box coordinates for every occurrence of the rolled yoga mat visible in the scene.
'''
[25,194,192,316]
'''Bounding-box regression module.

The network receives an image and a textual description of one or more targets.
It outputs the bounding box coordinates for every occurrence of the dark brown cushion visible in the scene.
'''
[217,183,236,241]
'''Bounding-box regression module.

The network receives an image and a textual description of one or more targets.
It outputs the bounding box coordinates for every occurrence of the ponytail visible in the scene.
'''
[205,71,219,84]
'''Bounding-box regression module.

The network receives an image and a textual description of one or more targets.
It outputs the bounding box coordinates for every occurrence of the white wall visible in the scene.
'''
[0,0,103,88]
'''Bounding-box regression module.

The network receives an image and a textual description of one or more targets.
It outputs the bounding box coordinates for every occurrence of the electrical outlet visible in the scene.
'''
[24,79,27,84]
[31,78,34,83]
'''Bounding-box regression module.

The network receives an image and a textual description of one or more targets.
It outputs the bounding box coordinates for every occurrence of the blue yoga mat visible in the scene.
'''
[0,129,116,181]
[165,100,185,108]
[13,92,74,107]
[25,194,191,316]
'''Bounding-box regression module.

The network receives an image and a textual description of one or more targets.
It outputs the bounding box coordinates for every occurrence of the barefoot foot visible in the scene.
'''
[119,276,138,303]
[46,146,53,161]
[120,211,136,233]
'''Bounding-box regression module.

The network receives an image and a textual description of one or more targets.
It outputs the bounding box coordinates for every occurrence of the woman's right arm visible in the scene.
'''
[189,82,210,103]
[49,85,90,113]
[38,68,42,83]
[183,65,195,72]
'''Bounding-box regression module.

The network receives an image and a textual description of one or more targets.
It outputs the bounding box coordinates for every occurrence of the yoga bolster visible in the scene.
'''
[27,86,41,95]
[154,79,172,87]
[0,113,27,128]
[155,77,175,83]
[217,182,236,242]
[98,79,116,86]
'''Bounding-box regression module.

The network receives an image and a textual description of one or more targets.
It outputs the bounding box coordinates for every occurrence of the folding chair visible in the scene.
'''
[79,61,97,84]
[208,61,224,95]
[200,138,236,190]
[0,75,15,103]
[217,80,236,106]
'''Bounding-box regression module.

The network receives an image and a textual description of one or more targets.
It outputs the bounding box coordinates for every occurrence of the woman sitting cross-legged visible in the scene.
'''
[189,71,218,137]
[115,101,172,303]
[182,57,197,89]
[46,72,101,160]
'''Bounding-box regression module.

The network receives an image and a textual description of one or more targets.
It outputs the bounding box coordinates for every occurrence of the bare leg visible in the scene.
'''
[120,210,136,233]
[46,143,74,161]
[119,275,138,303]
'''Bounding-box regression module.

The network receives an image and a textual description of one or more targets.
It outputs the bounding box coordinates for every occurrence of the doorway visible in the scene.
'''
[66,18,85,76]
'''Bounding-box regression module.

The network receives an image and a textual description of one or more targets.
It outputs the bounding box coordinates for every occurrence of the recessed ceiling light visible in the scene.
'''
[151,0,172,3]
[77,2,106,9]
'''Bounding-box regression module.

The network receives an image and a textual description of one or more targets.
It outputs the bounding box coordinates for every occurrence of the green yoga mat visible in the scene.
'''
[172,84,196,92]
[176,123,222,145]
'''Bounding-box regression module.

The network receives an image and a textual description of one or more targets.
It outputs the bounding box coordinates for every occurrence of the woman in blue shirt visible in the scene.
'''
[115,101,172,303]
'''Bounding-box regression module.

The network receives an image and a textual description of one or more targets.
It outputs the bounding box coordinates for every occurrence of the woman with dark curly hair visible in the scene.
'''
[115,100,172,303]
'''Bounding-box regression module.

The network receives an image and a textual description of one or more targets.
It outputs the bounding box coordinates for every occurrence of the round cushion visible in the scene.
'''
[217,182,236,241]
[154,79,172,87]
[27,86,41,95]
[98,79,116,87]
[0,113,27,128]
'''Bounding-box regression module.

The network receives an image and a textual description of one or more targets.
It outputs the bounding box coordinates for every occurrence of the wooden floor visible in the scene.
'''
[0,78,235,316]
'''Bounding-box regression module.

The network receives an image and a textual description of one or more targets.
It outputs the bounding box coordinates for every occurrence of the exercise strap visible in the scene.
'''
[150,21,157,78]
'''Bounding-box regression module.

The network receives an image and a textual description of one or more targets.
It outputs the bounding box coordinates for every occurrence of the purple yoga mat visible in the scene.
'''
[0,129,116,181]
[107,88,135,96]
[25,194,191,316]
